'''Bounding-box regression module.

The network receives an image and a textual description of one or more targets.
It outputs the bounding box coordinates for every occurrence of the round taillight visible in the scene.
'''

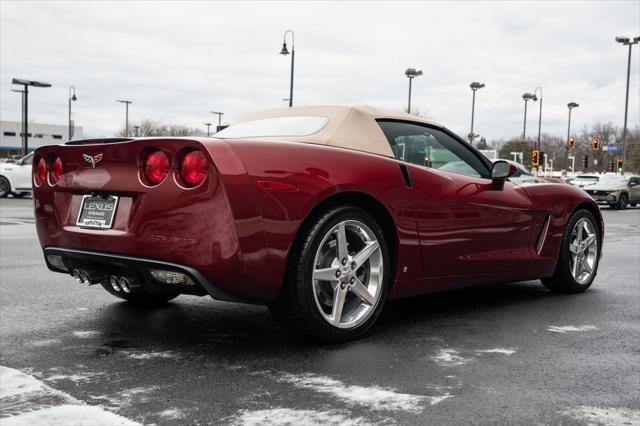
[179,150,208,187]
[143,150,170,185]
[35,158,47,185]
[50,157,63,184]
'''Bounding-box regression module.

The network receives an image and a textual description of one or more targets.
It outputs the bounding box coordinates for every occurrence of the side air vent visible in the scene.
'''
[536,215,551,255]
[399,164,413,188]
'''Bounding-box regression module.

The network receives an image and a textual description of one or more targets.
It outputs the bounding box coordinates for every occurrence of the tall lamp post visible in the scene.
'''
[468,81,485,144]
[615,36,640,174]
[11,89,25,151]
[203,123,212,137]
[521,92,537,141]
[279,30,295,107]
[11,78,51,156]
[566,102,579,170]
[405,68,423,115]
[116,99,132,137]
[68,87,77,140]
[533,87,543,151]
[210,111,224,131]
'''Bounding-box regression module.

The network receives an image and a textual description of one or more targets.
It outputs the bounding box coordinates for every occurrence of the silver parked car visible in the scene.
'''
[583,175,640,209]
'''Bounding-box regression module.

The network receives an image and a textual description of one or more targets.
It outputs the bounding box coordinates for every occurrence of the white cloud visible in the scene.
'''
[1,1,638,139]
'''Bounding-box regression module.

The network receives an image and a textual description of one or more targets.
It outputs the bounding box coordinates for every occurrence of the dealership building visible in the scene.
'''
[0,121,83,157]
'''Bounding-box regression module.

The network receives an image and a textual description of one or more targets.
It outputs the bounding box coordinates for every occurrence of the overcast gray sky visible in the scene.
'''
[1,0,639,140]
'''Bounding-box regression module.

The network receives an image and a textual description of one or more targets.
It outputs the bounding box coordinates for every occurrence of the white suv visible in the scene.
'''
[0,153,34,198]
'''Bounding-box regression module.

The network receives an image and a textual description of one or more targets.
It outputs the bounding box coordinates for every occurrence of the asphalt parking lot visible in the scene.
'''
[0,197,638,425]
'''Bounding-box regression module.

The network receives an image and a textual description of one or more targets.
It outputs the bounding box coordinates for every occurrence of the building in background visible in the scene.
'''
[0,121,83,158]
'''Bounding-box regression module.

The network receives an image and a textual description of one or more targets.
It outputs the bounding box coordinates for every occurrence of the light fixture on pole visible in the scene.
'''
[279,30,295,107]
[68,86,77,141]
[565,102,579,168]
[468,81,485,144]
[116,100,132,137]
[615,35,640,174]
[11,78,52,156]
[210,111,224,132]
[521,92,537,141]
[533,87,542,151]
[203,123,212,137]
[405,68,423,115]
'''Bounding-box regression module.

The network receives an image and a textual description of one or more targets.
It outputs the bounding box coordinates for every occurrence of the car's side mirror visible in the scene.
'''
[629,181,637,187]
[491,160,517,190]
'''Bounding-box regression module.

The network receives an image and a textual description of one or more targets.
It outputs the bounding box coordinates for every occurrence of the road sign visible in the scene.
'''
[603,145,621,152]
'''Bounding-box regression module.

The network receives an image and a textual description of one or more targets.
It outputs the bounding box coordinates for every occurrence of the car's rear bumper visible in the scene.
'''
[43,246,248,302]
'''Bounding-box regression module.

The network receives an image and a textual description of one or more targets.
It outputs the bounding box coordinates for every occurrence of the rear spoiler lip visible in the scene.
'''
[65,138,134,146]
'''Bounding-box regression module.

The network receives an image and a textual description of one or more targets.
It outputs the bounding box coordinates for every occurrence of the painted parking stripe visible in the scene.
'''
[0,366,139,426]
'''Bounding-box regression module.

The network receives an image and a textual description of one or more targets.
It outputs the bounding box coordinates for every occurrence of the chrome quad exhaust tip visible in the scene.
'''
[108,275,139,294]
[72,269,104,286]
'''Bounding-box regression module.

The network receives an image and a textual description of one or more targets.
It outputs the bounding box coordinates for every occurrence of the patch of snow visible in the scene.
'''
[564,405,640,426]
[431,349,472,367]
[159,408,186,419]
[29,339,61,347]
[0,366,49,398]
[0,405,140,426]
[44,372,104,383]
[474,348,517,356]
[0,366,139,425]
[76,308,90,311]
[232,408,367,425]
[72,331,101,339]
[121,350,179,360]
[90,386,160,409]
[548,325,599,334]
[279,373,449,413]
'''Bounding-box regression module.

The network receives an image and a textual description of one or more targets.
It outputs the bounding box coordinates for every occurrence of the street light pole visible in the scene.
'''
[565,102,579,170]
[116,100,132,137]
[203,123,212,137]
[210,111,224,131]
[68,86,77,141]
[405,68,423,114]
[11,89,25,151]
[11,79,51,156]
[534,87,542,151]
[279,30,295,107]
[469,82,485,144]
[615,36,640,174]
[521,92,536,141]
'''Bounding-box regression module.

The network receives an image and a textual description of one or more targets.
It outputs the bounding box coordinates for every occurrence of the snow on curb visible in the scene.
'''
[547,325,599,334]
[0,366,139,426]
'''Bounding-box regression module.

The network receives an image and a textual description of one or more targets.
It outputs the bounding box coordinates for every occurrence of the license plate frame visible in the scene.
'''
[76,194,119,229]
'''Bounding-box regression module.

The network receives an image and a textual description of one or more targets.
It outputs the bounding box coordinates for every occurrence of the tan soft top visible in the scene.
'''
[231,105,442,157]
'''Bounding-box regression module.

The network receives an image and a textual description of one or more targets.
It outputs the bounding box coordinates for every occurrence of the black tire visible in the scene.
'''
[629,203,637,207]
[608,203,617,209]
[100,282,179,305]
[0,177,10,198]
[616,193,629,210]
[269,205,390,343]
[541,209,601,293]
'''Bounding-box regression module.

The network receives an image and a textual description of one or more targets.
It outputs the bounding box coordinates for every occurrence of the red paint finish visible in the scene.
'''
[33,136,602,304]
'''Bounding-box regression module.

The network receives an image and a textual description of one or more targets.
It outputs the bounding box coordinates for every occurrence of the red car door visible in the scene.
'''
[377,120,536,281]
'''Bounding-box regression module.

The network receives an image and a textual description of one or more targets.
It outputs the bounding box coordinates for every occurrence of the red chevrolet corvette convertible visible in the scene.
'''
[33,106,603,342]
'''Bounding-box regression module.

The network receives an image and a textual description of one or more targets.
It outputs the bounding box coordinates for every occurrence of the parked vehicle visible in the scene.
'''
[0,152,34,198]
[570,174,601,188]
[32,106,604,342]
[584,175,640,209]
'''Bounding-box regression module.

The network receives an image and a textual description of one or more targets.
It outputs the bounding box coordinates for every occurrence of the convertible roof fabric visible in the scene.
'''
[232,105,442,158]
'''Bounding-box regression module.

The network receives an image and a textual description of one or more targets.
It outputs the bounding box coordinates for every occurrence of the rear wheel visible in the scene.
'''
[270,206,390,342]
[541,209,600,293]
[100,281,178,305]
[0,177,10,198]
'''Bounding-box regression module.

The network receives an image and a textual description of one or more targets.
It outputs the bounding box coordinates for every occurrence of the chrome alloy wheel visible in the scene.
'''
[569,218,598,285]
[312,220,383,329]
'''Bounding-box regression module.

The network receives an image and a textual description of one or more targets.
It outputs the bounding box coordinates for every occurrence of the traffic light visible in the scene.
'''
[532,150,540,166]
[617,160,623,173]
[592,137,601,151]
[583,155,589,170]
[569,136,576,148]
[609,160,615,172]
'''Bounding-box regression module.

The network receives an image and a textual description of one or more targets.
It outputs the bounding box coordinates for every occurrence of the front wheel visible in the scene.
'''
[541,209,601,293]
[0,177,10,198]
[270,206,390,342]
[616,193,629,210]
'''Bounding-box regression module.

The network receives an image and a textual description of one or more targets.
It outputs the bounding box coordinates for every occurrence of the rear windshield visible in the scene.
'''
[575,176,599,181]
[215,116,329,139]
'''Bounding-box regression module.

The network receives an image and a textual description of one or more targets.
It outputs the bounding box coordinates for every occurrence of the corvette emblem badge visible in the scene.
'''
[83,153,103,168]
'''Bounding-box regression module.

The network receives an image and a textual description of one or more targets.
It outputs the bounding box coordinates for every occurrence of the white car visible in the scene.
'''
[0,153,34,198]
[570,174,601,189]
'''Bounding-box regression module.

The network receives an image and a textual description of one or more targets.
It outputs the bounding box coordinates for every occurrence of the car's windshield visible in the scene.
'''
[215,116,329,139]
[596,175,627,185]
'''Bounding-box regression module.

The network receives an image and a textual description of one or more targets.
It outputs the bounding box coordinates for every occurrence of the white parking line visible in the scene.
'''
[0,366,139,426]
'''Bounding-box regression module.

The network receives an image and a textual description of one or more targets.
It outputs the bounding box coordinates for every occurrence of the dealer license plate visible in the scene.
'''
[76,195,119,229]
